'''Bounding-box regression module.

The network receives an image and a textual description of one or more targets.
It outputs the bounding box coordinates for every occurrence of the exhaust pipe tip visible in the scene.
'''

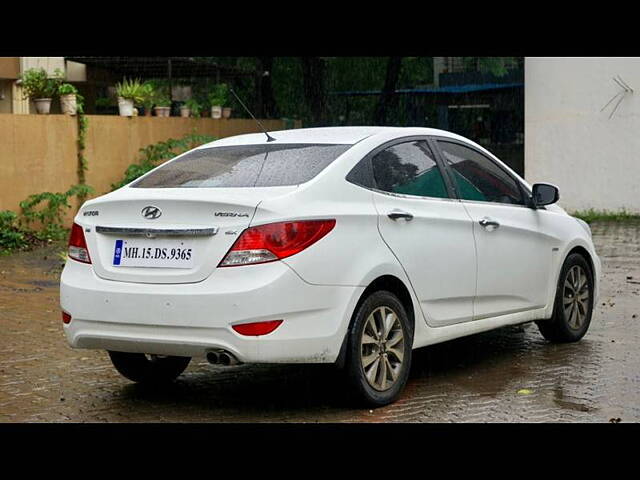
[206,350,240,366]
[219,352,231,366]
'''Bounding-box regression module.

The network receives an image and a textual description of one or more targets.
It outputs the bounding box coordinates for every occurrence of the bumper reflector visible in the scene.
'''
[232,320,283,336]
[62,311,72,324]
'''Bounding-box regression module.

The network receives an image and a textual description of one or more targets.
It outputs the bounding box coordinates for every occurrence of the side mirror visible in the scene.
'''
[532,183,560,207]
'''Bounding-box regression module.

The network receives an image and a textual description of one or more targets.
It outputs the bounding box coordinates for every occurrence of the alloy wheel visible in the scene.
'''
[360,306,405,391]
[563,265,590,330]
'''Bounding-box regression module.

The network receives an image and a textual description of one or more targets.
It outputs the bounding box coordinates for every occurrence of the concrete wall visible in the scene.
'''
[0,58,19,114]
[0,80,13,113]
[525,57,640,213]
[0,115,295,223]
[0,57,20,79]
[0,114,79,213]
[20,57,66,76]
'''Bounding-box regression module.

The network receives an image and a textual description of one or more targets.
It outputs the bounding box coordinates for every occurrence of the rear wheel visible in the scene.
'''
[536,253,594,343]
[108,351,191,384]
[345,290,413,407]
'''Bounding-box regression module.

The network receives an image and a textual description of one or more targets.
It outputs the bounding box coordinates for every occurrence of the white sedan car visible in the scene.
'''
[60,126,600,406]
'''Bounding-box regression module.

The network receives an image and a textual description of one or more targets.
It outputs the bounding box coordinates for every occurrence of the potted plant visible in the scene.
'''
[198,95,210,117]
[222,94,232,119]
[115,78,143,117]
[153,93,171,117]
[19,68,63,115]
[179,102,190,118]
[139,82,156,117]
[58,83,79,115]
[181,98,201,118]
[208,83,228,119]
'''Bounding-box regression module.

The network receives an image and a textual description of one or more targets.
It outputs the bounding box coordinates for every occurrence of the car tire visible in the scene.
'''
[108,351,191,384]
[536,253,594,343]
[345,290,413,407]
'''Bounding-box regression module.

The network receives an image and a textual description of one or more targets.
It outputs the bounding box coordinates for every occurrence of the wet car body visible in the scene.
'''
[60,126,601,405]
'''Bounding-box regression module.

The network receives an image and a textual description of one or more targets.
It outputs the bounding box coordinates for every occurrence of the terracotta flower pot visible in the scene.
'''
[33,98,52,115]
[154,106,171,117]
[60,94,77,115]
[222,107,232,119]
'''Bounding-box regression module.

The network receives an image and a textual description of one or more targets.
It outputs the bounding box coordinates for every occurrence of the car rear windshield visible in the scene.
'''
[131,143,353,188]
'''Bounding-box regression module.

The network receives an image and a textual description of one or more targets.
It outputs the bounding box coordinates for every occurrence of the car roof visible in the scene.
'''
[197,126,464,148]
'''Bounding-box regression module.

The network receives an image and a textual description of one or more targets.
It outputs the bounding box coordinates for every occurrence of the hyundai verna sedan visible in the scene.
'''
[60,126,600,406]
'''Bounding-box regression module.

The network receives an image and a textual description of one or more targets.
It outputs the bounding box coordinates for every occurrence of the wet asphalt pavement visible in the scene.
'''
[1,221,639,423]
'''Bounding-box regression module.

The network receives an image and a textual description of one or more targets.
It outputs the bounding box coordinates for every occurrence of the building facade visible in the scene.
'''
[2,56,637,213]
[0,57,87,114]
[525,57,640,213]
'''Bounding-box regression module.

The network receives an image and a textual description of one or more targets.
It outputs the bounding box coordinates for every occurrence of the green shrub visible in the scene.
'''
[0,210,27,253]
[95,97,115,108]
[208,83,229,107]
[58,83,78,95]
[19,67,64,99]
[19,184,94,241]
[184,98,202,117]
[139,82,156,111]
[139,80,171,108]
[154,92,172,107]
[1,184,93,254]
[115,78,144,103]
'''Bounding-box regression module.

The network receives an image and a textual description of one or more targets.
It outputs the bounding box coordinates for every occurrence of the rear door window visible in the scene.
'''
[131,143,352,188]
[371,140,450,199]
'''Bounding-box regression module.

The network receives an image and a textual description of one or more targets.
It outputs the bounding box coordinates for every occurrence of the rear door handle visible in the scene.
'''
[479,217,500,230]
[388,210,414,221]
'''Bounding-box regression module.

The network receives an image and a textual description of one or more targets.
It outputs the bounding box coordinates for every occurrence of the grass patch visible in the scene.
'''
[570,208,640,224]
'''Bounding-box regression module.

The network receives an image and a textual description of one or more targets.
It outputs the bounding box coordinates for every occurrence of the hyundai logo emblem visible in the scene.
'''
[141,206,162,220]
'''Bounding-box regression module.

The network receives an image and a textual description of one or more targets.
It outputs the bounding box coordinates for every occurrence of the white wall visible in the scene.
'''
[65,60,86,82]
[525,57,640,213]
[20,57,65,76]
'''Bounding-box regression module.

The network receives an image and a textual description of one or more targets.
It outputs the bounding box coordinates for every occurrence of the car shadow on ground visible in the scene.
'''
[117,362,357,416]
[110,322,598,418]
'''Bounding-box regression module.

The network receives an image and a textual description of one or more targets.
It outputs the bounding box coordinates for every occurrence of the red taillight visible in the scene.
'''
[62,311,71,324]
[219,219,336,267]
[232,320,283,336]
[68,223,91,264]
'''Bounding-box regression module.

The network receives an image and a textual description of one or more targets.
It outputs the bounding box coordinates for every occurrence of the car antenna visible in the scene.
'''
[229,88,276,142]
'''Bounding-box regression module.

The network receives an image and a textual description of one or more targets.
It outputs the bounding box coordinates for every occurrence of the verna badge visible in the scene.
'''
[141,205,162,220]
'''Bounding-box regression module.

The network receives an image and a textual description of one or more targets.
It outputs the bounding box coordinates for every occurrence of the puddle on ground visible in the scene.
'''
[1,224,640,422]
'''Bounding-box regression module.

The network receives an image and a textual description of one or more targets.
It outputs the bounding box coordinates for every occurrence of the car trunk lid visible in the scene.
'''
[82,187,296,284]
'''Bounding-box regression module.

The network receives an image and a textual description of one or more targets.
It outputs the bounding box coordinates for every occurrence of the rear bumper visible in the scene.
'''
[60,259,363,363]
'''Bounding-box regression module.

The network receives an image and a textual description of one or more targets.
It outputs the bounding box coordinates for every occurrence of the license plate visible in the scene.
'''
[112,238,195,269]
